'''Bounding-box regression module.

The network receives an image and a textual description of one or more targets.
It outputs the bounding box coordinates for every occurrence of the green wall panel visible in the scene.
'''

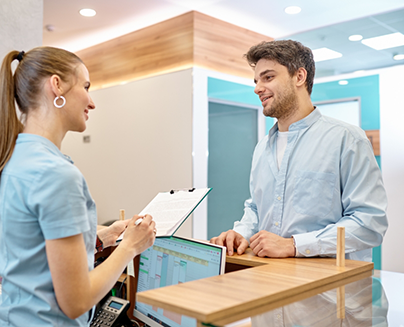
[312,75,380,130]
[207,77,275,132]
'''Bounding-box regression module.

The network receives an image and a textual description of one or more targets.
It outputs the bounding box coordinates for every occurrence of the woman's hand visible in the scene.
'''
[120,214,156,256]
[97,220,130,248]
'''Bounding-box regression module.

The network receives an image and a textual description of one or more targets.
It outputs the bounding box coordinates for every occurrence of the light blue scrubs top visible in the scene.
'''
[0,134,97,326]
[233,109,388,261]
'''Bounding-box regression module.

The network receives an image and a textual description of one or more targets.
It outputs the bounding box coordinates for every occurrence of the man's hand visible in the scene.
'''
[210,230,249,256]
[249,231,295,258]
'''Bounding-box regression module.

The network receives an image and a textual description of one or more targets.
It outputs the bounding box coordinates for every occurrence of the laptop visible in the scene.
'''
[133,236,226,327]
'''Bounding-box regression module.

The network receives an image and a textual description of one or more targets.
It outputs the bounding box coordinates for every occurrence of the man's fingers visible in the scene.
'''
[225,233,235,256]
[249,237,258,251]
[249,232,258,244]
[251,242,263,256]
[211,231,229,247]
[236,238,249,255]
[210,231,248,256]
[210,237,219,245]
[213,235,223,246]
[250,230,264,244]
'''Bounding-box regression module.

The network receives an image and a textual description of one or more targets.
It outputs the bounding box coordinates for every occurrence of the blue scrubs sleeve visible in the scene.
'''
[29,163,90,240]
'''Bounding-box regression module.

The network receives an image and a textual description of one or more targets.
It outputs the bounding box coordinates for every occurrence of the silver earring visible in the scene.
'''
[54,96,66,108]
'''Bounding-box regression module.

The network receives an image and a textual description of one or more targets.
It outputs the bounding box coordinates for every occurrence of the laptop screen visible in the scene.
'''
[134,236,226,327]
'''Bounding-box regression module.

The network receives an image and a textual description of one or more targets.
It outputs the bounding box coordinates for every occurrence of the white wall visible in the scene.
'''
[62,67,259,240]
[0,0,43,61]
[62,69,194,237]
[315,64,404,273]
[379,65,404,273]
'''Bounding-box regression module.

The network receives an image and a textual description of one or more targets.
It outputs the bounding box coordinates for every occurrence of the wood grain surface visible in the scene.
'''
[337,226,345,267]
[136,248,373,325]
[193,11,272,80]
[76,11,272,90]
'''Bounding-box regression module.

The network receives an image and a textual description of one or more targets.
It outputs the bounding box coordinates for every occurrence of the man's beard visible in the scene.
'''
[263,82,298,121]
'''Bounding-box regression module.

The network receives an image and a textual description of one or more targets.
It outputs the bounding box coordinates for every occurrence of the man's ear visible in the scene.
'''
[295,67,307,88]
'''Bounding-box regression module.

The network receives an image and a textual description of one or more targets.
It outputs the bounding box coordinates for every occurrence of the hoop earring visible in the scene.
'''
[54,96,66,108]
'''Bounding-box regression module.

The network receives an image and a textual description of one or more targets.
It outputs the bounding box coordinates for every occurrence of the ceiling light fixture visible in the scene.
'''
[284,6,301,14]
[312,48,343,62]
[79,8,96,17]
[348,34,363,41]
[45,24,55,32]
[393,54,404,61]
[361,32,404,50]
[338,80,349,85]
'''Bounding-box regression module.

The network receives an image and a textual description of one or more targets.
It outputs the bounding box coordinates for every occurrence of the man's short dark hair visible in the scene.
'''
[245,40,315,95]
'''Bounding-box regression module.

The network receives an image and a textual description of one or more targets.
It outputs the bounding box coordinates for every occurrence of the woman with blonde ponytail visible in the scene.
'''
[0,47,156,326]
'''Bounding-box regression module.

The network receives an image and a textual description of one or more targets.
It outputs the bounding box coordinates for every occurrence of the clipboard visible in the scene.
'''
[118,188,211,239]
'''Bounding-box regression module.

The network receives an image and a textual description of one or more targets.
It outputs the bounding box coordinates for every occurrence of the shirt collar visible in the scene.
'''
[16,133,74,164]
[268,107,321,137]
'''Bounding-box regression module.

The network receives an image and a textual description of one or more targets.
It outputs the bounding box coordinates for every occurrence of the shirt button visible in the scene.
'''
[277,314,281,319]
[277,196,281,200]
[305,249,311,254]
[275,222,279,226]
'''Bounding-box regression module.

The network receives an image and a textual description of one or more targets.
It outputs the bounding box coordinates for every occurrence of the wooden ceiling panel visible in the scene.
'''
[193,11,272,80]
[76,11,272,89]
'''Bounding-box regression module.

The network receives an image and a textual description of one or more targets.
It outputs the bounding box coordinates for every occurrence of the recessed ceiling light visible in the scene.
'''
[45,24,55,32]
[338,80,349,85]
[285,6,301,14]
[393,54,404,61]
[79,8,96,17]
[348,35,363,42]
[353,70,365,74]
[312,48,343,62]
[361,32,404,50]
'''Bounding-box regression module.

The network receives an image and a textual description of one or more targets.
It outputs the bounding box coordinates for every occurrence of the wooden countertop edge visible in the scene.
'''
[210,269,372,325]
[136,257,373,323]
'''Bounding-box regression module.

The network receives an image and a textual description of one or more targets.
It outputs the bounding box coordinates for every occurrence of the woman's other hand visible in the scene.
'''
[97,220,130,248]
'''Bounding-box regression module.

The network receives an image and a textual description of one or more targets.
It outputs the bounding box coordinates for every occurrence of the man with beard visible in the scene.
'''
[210,40,388,261]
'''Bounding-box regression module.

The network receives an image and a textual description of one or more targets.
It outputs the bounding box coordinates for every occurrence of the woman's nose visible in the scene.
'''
[88,96,95,110]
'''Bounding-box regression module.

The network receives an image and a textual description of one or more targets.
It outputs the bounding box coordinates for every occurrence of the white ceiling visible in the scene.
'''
[43,0,404,78]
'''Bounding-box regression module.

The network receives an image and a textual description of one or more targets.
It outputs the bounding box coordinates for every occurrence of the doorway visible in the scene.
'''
[207,101,259,239]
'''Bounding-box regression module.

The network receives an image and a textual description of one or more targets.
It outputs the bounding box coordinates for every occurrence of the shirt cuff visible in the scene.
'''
[292,232,321,257]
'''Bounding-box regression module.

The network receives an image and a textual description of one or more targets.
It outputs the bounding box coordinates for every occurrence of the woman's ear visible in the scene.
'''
[49,74,63,97]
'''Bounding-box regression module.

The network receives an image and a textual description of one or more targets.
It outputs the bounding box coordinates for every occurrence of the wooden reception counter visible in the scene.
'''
[136,248,373,326]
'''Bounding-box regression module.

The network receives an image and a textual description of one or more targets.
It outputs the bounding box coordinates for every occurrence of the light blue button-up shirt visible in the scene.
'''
[233,109,388,261]
[0,134,97,326]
